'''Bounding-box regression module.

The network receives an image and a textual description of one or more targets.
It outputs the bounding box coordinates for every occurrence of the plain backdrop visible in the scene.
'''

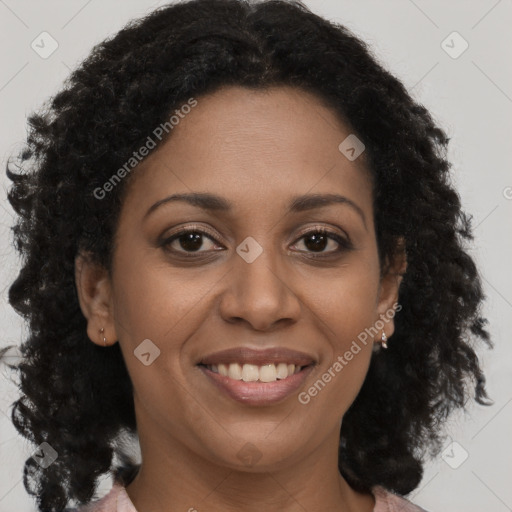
[0,1,511,511]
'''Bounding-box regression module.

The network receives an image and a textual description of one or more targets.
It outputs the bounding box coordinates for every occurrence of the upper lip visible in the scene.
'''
[197,347,316,367]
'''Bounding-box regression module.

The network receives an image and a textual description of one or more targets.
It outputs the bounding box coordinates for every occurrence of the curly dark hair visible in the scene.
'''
[1,0,492,510]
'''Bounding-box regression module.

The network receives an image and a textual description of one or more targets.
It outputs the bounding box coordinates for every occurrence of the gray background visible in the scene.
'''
[1,1,511,511]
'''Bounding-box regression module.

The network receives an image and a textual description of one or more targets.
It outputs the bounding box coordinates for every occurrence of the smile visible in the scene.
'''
[197,363,314,406]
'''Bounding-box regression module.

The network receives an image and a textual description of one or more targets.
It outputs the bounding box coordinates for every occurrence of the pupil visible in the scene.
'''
[305,233,327,252]
[180,232,203,252]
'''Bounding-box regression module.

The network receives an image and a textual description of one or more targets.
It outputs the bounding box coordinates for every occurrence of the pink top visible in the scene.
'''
[69,481,428,511]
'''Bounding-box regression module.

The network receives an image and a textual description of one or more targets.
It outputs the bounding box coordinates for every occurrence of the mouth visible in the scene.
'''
[196,347,316,406]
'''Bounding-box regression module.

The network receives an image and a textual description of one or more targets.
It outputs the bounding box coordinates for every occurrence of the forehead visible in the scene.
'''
[121,85,373,220]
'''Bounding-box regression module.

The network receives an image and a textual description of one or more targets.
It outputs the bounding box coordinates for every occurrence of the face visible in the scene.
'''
[77,85,403,472]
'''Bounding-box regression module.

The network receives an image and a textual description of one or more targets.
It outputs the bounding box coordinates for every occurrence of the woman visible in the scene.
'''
[1,0,491,511]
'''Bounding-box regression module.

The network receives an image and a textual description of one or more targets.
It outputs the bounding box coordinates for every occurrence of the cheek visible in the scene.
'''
[300,298,375,421]
[298,259,379,413]
[111,257,205,425]
[310,256,381,342]
[112,250,215,345]
[111,254,224,401]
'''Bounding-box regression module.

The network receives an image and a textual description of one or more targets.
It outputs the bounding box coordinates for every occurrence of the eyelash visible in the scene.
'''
[160,224,353,259]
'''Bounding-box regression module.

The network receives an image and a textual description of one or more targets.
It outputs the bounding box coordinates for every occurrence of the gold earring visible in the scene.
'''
[99,328,107,347]
[380,332,388,349]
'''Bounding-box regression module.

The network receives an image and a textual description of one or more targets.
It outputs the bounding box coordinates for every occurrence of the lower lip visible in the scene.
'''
[198,365,314,406]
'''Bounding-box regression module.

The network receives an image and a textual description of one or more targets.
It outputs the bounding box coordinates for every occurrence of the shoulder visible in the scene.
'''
[372,486,430,512]
[63,482,135,512]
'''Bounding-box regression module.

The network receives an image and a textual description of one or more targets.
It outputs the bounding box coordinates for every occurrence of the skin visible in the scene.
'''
[75,85,406,512]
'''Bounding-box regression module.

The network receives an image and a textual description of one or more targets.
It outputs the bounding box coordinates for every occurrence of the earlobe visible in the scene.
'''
[74,252,116,346]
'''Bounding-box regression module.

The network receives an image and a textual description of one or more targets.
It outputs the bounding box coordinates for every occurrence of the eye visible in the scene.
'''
[160,225,353,258]
[290,227,353,257]
[160,226,222,256]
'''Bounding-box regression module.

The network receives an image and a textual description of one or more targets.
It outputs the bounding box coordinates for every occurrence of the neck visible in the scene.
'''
[124,411,375,512]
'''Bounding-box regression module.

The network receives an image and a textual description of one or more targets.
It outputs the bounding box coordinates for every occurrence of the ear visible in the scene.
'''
[375,237,407,339]
[75,252,117,347]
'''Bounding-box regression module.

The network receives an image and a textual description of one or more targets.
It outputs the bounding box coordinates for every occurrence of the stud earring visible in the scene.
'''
[380,332,388,349]
[99,327,107,347]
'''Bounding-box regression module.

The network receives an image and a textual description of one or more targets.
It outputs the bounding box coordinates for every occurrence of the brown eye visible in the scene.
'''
[161,229,220,254]
[160,225,353,260]
[291,228,353,256]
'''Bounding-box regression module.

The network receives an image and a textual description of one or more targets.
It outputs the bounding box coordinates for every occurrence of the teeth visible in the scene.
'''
[205,362,303,382]
[276,363,288,379]
[259,364,277,382]
[227,362,242,380]
[241,364,259,382]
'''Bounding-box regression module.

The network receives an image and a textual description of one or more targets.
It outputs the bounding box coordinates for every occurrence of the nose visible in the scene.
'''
[218,247,302,331]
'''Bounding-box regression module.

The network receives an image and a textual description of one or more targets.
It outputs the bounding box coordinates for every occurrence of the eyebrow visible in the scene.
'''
[144,192,367,229]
